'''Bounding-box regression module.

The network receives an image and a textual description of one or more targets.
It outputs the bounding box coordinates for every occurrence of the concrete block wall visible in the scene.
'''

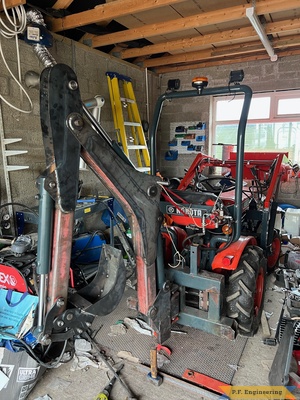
[0,34,159,222]
[157,55,300,207]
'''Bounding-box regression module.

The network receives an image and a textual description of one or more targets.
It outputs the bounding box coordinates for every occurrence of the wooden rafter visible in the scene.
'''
[120,18,300,59]
[154,48,300,74]
[52,0,74,9]
[0,0,25,11]
[141,35,300,68]
[90,0,300,48]
[48,0,185,32]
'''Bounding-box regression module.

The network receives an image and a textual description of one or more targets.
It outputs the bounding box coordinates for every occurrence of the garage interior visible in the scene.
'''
[1,1,300,399]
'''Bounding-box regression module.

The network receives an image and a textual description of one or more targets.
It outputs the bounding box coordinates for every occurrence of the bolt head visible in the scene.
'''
[48,181,56,189]
[66,313,74,321]
[56,298,65,307]
[40,334,51,346]
[148,306,158,320]
[147,185,158,197]
[68,80,78,90]
[73,118,83,128]
[68,113,84,132]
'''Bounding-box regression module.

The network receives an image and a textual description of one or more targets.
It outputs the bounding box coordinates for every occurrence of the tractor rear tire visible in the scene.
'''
[225,245,267,336]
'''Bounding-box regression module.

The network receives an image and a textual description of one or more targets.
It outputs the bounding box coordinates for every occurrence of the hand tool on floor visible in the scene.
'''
[147,347,163,386]
[86,334,138,399]
[94,364,123,400]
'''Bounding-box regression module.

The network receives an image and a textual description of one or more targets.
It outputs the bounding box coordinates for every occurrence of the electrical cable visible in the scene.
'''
[163,224,185,268]
[0,331,68,368]
[0,201,38,215]
[0,0,33,113]
[71,230,102,261]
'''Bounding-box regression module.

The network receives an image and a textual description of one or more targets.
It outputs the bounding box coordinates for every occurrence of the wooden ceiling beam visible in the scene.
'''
[120,28,255,59]
[90,0,300,48]
[141,35,300,68]
[142,44,266,68]
[121,18,300,59]
[0,0,25,11]
[154,48,300,74]
[155,54,272,74]
[48,0,185,32]
[52,0,75,9]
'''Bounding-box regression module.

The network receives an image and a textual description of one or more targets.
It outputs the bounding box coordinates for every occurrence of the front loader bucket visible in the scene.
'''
[77,244,126,316]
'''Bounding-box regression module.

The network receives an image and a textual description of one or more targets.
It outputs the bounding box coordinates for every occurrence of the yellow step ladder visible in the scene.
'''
[106,71,150,173]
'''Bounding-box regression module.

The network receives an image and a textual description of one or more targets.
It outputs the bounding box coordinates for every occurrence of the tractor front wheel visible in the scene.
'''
[225,245,267,336]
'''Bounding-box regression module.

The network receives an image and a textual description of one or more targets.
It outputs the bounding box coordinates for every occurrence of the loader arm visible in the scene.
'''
[40,64,162,322]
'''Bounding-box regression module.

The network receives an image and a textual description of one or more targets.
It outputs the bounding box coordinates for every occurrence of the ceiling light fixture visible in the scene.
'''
[246,6,278,62]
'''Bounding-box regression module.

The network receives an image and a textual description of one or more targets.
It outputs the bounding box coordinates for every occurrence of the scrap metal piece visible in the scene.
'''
[269,320,295,386]
[182,369,231,395]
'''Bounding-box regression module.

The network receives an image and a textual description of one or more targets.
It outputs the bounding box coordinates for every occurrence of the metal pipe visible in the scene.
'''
[156,233,165,290]
[145,67,150,130]
[36,275,47,332]
[149,84,252,243]
[208,236,229,266]
[36,176,54,329]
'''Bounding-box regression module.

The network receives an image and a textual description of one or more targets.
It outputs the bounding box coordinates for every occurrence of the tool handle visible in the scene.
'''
[94,390,109,400]
[150,348,158,379]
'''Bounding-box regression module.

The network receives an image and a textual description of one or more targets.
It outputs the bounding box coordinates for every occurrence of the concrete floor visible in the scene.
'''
[26,273,298,400]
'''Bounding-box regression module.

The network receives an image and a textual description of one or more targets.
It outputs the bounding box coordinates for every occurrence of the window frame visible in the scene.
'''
[210,90,300,158]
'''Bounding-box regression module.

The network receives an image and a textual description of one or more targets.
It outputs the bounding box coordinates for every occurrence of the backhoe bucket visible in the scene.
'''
[77,244,126,316]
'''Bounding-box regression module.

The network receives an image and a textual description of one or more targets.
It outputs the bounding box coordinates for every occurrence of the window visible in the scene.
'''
[211,91,300,163]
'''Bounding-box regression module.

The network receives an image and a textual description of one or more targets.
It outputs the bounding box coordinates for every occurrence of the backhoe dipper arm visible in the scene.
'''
[40,64,82,314]
[40,64,163,316]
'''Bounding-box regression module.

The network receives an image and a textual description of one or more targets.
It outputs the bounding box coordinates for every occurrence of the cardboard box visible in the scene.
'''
[290,236,300,247]
[0,347,45,399]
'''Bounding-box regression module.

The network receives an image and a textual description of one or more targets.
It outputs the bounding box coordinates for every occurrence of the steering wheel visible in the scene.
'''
[195,176,236,194]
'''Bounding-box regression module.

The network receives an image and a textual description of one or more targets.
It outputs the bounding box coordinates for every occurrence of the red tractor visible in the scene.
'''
[148,78,286,341]
[160,151,284,337]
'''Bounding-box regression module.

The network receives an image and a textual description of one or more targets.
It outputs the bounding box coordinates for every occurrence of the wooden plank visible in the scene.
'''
[48,0,185,32]
[141,43,265,68]
[91,0,300,48]
[121,26,256,59]
[0,0,25,11]
[52,0,74,9]
[267,17,300,35]
[121,17,300,59]
[261,310,271,339]
[154,48,300,74]
[141,34,300,68]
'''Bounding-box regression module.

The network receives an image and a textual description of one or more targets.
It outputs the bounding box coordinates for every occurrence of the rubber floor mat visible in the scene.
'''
[92,287,247,384]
